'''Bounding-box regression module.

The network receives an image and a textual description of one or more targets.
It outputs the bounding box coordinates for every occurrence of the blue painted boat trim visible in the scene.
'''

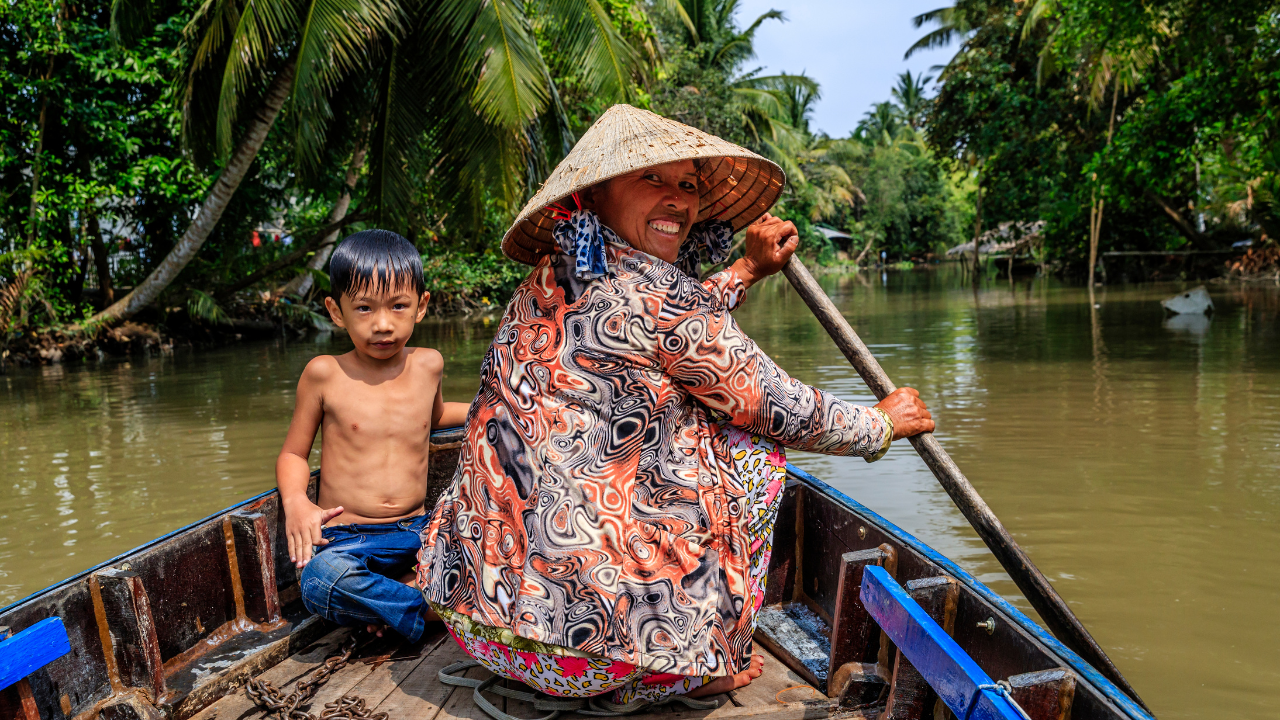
[0,617,71,691]
[0,428,467,618]
[784,463,1152,720]
[862,565,1025,720]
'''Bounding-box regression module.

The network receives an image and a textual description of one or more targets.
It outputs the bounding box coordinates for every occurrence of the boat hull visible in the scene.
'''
[0,430,1149,720]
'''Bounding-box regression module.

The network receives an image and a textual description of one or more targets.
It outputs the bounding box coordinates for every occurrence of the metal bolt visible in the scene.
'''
[977,617,996,635]
[858,526,867,539]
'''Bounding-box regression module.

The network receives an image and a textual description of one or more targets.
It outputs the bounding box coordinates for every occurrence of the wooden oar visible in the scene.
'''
[781,255,1150,711]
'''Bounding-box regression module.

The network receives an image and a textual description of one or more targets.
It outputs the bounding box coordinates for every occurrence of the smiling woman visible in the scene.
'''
[584,162,798,291]
[585,162,701,261]
[416,105,934,712]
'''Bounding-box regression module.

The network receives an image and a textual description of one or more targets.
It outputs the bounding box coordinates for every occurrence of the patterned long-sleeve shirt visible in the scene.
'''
[419,238,890,677]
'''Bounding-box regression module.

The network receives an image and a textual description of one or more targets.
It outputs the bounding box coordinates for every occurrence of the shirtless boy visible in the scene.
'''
[276,230,469,642]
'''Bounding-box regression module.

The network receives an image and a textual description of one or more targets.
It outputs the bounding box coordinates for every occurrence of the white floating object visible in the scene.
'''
[1161,286,1214,315]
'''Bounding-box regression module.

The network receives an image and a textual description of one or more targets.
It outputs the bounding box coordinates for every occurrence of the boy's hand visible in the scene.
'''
[285,498,344,568]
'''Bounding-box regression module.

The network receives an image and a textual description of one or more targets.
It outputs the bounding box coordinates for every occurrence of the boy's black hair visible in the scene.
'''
[329,230,425,303]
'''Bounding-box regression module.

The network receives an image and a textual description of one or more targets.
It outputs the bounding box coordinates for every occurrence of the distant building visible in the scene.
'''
[815,226,853,248]
[946,221,1045,256]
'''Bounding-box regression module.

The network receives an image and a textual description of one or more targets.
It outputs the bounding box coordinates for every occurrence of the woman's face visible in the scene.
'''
[588,160,700,263]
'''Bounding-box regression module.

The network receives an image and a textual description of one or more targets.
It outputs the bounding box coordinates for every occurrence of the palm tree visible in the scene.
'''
[891,70,933,130]
[904,5,974,61]
[855,102,904,145]
[81,0,403,327]
[86,0,647,325]
[656,0,815,179]
[667,0,783,73]
[732,72,816,167]
[751,75,858,228]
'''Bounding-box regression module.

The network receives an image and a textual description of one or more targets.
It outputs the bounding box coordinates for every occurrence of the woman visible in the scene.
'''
[418,106,933,707]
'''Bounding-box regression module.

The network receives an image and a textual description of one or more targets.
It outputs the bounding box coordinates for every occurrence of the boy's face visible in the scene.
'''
[324,284,429,361]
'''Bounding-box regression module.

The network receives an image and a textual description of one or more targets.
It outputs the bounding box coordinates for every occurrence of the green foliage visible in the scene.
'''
[186,288,228,324]
[0,248,56,351]
[1,0,209,314]
[0,0,975,347]
[274,296,333,330]
[921,0,1280,272]
[648,47,752,145]
[421,248,529,311]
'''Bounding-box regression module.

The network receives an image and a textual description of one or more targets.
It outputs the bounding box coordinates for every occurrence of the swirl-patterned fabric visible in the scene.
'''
[418,237,889,677]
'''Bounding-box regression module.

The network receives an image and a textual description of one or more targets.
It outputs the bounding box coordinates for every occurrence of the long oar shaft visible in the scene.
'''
[780,256,1148,711]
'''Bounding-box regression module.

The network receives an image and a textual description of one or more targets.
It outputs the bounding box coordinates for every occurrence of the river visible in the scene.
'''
[3,267,1278,719]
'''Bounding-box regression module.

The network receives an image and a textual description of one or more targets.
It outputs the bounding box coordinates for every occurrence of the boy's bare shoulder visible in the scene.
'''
[300,354,344,383]
[405,346,444,373]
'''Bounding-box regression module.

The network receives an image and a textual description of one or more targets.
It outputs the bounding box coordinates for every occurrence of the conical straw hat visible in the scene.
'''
[502,104,786,265]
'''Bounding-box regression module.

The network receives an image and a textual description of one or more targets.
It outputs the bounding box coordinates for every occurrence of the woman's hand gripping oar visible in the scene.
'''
[762,229,1148,710]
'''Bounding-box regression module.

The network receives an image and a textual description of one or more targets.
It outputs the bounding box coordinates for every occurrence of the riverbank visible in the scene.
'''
[5,248,1276,370]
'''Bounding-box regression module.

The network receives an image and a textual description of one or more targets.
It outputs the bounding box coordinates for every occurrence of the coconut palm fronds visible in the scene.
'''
[0,270,34,334]
[188,289,230,324]
[275,298,334,331]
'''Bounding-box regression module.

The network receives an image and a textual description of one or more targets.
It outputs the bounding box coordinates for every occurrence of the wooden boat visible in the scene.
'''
[0,428,1153,720]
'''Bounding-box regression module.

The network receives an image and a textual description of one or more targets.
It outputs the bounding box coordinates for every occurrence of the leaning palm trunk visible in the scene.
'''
[80,60,296,329]
[278,132,368,298]
[853,232,876,267]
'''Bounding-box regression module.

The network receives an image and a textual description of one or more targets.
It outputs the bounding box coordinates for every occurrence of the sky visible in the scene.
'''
[734,0,959,138]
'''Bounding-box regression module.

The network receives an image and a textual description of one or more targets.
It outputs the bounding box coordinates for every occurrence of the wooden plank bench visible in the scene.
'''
[860,566,1030,720]
[1,618,72,720]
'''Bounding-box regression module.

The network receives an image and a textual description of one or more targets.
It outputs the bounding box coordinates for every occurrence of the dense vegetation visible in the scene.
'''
[1,0,1277,359]
[920,0,1280,283]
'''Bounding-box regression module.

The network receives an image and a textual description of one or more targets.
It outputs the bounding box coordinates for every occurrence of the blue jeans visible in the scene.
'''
[300,513,429,642]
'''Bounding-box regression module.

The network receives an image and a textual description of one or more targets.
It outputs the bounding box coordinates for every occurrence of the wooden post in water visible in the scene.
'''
[780,255,1149,711]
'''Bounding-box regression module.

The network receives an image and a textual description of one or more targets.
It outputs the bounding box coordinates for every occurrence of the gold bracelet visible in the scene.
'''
[867,407,895,462]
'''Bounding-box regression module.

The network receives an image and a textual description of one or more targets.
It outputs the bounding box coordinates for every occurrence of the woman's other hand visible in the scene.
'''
[733,212,799,288]
[875,387,935,440]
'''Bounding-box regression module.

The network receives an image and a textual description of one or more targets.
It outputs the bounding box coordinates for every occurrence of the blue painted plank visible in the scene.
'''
[861,565,1025,720]
[785,464,1153,720]
[0,617,71,691]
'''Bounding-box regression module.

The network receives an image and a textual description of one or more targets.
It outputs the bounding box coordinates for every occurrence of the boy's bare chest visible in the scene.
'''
[323,373,435,438]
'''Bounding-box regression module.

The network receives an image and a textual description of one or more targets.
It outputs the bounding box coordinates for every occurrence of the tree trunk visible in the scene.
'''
[28,96,50,245]
[87,214,113,307]
[1144,190,1212,250]
[80,59,296,329]
[1087,188,1103,287]
[1088,76,1121,289]
[853,231,876,267]
[971,165,983,284]
[278,129,370,298]
[214,212,368,300]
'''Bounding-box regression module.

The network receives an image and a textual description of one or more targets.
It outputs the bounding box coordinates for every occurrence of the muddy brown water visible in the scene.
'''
[3,268,1278,718]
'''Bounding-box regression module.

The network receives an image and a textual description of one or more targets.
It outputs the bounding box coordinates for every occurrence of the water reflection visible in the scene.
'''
[2,269,1278,719]
[1162,311,1212,337]
[732,272,1280,720]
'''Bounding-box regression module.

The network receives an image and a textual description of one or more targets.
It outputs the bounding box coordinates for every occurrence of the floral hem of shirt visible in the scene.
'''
[429,602,597,658]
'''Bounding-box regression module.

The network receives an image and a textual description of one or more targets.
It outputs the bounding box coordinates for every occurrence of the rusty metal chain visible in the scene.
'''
[246,636,388,720]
